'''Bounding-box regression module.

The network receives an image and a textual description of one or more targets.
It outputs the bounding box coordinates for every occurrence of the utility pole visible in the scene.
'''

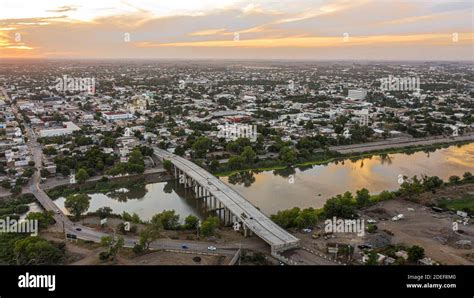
[197,220,201,238]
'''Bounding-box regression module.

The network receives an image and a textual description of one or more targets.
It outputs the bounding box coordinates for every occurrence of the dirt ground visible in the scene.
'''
[360,198,473,265]
[129,251,228,265]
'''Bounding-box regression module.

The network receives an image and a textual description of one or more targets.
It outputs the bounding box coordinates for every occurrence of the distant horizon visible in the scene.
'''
[1,57,473,63]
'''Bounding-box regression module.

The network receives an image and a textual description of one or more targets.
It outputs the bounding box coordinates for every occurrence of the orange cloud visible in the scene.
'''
[189,28,229,36]
[136,32,474,48]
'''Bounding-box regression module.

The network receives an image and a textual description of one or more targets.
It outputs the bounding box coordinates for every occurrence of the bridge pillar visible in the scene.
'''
[226,209,231,226]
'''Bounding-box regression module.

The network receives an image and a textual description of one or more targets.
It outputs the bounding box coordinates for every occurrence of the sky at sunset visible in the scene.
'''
[0,0,473,60]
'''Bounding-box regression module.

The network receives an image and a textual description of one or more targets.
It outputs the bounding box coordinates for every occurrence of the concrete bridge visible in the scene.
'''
[153,148,300,253]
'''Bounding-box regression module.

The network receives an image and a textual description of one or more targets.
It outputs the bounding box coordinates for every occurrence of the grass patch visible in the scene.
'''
[437,195,474,214]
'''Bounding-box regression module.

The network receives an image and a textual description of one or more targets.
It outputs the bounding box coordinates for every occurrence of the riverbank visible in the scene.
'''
[46,175,153,200]
[214,138,474,177]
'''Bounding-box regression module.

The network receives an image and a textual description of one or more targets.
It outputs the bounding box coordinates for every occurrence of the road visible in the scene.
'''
[329,133,474,154]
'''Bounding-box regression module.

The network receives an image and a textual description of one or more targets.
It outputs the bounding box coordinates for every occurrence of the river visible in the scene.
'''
[54,143,474,218]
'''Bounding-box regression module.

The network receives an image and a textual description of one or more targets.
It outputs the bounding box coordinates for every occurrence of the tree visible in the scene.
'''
[279,146,297,165]
[356,188,370,207]
[377,190,395,201]
[64,193,90,220]
[192,137,212,158]
[399,176,423,199]
[152,210,180,230]
[100,235,124,261]
[10,185,21,195]
[184,215,199,230]
[462,172,473,183]
[201,216,220,236]
[14,237,65,265]
[1,180,10,189]
[408,245,425,263]
[323,192,356,218]
[448,175,461,185]
[366,251,378,265]
[132,243,144,254]
[96,207,113,219]
[209,160,220,172]
[163,160,173,172]
[26,211,55,230]
[240,146,256,165]
[131,213,141,224]
[294,208,319,229]
[76,168,89,184]
[228,155,243,170]
[128,148,145,166]
[139,225,161,250]
[422,175,443,191]
[270,207,301,229]
[174,146,185,156]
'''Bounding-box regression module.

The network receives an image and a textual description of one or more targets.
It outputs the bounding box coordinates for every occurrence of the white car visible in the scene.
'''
[207,246,217,251]
[392,214,404,221]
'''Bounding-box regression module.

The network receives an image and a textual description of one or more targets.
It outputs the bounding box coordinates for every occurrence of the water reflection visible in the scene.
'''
[54,180,208,222]
[222,143,474,215]
[227,171,256,187]
[106,184,148,202]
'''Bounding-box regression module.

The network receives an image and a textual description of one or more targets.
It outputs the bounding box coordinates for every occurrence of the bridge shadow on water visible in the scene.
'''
[167,179,227,223]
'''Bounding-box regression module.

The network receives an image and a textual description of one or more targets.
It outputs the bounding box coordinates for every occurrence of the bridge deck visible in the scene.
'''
[154,148,300,252]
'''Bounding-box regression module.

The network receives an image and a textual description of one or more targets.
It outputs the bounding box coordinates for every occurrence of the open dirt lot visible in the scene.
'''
[361,198,473,265]
[130,250,228,265]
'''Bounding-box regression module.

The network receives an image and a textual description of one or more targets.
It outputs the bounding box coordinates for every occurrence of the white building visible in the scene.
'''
[348,89,367,100]
[102,112,134,121]
[357,109,370,126]
[39,122,80,137]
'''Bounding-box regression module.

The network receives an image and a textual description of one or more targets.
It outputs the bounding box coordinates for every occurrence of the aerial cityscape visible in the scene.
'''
[0,3,473,295]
